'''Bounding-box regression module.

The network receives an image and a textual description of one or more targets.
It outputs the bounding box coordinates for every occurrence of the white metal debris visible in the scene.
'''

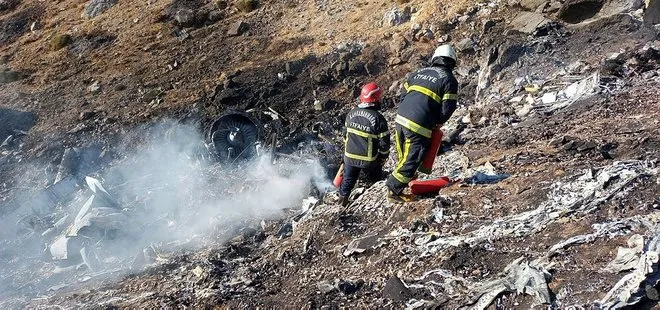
[605,234,645,273]
[465,258,552,310]
[424,161,657,253]
[598,226,660,309]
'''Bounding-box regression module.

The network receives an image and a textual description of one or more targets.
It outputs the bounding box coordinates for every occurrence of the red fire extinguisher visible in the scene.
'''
[410,176,452,195]
[333,164,344,188]
[418,128,443,174]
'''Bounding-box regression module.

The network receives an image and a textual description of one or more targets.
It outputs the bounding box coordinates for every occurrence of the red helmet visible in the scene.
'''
[359,83,382,104]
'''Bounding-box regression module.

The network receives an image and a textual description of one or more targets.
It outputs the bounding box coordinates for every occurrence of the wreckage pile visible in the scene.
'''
[0,0,659,308]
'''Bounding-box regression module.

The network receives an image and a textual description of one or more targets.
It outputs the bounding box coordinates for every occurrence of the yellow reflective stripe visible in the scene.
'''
[347,128,377,138]
[407,85,442,103]
[406,84,458,102]
[345,129,377,161]
[378,131,389,138]
[394,129,402,163]
[395,115,432,138]
[443,93,458,100]
[404,82,410,91]
[393,171,412,183]
[392,137,412,183]
[345,152,376,161]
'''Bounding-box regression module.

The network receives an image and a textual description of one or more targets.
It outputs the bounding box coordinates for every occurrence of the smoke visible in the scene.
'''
[0,121,332,304]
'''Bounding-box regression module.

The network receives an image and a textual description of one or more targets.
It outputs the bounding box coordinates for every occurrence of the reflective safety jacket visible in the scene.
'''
[343,106,391,168]
[396,65,459,138]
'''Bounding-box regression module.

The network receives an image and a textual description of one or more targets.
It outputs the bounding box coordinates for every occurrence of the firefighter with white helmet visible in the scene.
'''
[386,44,460,202]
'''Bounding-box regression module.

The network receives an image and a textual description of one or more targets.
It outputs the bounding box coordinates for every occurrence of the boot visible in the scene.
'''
[338,195,349,207]
[387,190,416,203]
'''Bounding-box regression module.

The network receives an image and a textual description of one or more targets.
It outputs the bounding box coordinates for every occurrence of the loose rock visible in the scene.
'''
[382,6,411,26]
[510,11,551,34]
[83,0,118,18]
[227,21,248,36]
[645,0,660,25]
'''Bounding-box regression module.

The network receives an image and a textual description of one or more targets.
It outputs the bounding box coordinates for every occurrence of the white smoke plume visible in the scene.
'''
[0,120,332,305]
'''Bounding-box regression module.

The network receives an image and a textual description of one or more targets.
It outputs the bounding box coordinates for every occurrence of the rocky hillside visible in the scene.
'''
[1,0,660,308]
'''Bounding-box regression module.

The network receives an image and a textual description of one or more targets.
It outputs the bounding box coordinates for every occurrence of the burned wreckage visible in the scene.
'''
[3,110,340,297]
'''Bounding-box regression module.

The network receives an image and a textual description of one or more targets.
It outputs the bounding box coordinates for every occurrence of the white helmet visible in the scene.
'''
[430,44,457,63]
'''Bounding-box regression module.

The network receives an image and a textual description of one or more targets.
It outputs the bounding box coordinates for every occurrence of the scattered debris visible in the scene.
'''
[461,162,511,185]
[343,233,384,257]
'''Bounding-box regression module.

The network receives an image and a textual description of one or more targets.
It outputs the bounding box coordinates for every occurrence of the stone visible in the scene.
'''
[546,0,563,12]
[313,99,336,111]
[558,0,604,24]
[642,70,658,79]
[311,71,331,85]
[645,0,660,25]
[383,276,411,301]
[317,281,337,294]
[208,10,223,23]
[577,141,597,152]
[562,140,577,150]
[388,57,403,66]
[227,20,248,36]
[510,11,551,34]
[174,9,195,27]
[0,69,23,83]
[382,6,412,26]
[483,20,496,33]
[337,280,361,295]
[389,33,408,54]
[79,111,97,120]
[456,37,475,53]
[235,0,257,13]
[84,0,118,18]
[50,34,71,51]
[88,81,101,94]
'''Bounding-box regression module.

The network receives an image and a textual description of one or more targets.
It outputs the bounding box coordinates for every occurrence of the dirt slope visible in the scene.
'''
[1,0,660,309]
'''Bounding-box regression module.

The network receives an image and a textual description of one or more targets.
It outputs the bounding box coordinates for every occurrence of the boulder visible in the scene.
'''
[84,0,118,18]
[456,37,476,53]
[558,0,604,23]
[227,20,248,36]
[645,0,660,25]
[521,0,547,10]
[382,6,411,26]
[0,69,24,83]
[509,11,551,34]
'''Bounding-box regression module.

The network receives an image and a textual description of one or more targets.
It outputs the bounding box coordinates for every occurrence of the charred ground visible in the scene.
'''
[1,0,660,309]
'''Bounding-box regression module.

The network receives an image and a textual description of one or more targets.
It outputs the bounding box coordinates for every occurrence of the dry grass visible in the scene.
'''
[49,34,71,51]
[235,0,258,13]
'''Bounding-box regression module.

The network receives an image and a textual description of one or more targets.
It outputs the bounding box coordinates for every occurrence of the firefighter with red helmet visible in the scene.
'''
[338,83,391,206]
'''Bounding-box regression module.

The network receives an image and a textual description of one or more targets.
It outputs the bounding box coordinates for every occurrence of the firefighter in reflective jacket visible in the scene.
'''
[386,44,459,203]
[339,83,391,206]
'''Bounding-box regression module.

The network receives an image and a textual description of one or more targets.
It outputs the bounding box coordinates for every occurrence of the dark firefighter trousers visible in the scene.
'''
[386,124,431,195]
[339,163,384,197]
